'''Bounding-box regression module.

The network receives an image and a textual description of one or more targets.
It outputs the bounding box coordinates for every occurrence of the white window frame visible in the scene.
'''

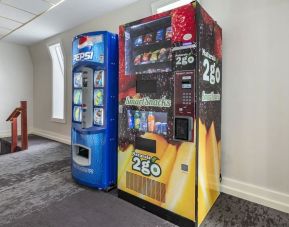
[47,40,66,124]
[151,0,194,14]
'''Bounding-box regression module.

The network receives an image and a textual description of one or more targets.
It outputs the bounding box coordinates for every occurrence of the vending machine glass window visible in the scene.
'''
[94,70,105,87]
[73,106,82,122]
[73,89,82,105]
[125,16,172,75]
[93,70,105,127]
[74,72,83,88]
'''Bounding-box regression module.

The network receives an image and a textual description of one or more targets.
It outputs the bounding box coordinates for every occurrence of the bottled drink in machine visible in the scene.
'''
[127,110,134,129]
[148,111,155,132]
[140,112,148,132]
[134,111,140,130]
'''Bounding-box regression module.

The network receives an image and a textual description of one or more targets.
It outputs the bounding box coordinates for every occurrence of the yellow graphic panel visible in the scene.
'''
[198,119,220,224]
[118,133,196,221]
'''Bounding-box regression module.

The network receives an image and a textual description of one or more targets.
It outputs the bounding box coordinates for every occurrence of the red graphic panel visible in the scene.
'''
[172,4,196,43]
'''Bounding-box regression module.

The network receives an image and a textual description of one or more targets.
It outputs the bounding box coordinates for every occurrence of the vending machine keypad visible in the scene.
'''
[174,70,195,141]
[174,71,194,116]
[182,92,192,105]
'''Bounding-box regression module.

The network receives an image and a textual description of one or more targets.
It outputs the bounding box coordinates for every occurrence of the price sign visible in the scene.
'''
[173,46,196,71]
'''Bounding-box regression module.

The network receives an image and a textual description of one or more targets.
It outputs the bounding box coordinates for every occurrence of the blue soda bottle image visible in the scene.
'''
[134,111,141,130]
[127,110,134,129]
[154,122,161,134]
[140,112,148,132]
[161,122,167,135]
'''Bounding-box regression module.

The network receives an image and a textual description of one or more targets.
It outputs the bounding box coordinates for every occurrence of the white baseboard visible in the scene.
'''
[0,128,33,138]
[221,177,289,214]
[31,128,71,145]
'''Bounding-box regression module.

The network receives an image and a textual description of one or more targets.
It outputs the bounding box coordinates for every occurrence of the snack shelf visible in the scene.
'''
[134,39,171,49]
[134,60,171,66]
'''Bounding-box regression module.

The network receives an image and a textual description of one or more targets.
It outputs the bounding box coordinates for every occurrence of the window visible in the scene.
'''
[151,0,192,14]
[48,42,65,122]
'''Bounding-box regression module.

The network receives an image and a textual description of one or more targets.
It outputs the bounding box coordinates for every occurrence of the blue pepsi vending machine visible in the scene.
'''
[71,31,118,190]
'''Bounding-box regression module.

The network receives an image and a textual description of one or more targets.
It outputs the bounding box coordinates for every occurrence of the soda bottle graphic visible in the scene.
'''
[161,122,167,135]
[140,112,148,132]
[154,122,161,134]
[148,111,155,132]
[127,110,134,129]
[134,111,140,130]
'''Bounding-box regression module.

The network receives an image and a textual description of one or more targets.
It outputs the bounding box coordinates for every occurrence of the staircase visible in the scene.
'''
[0,101,28,155]
[0,137,22,155]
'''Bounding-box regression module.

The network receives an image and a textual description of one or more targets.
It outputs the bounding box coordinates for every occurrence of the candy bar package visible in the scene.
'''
[134,36,143,46]
[144,33,153,43]
[156,29,164,42]
[165,26,172,40]
[142,52,151,63]
[134,54,142,65]
[158,48,168,61]
[150,50,159,62]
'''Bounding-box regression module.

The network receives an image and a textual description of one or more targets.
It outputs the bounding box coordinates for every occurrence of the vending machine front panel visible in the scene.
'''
[71,31,118,190]
[119,2,222,226]
[118,3,198,226]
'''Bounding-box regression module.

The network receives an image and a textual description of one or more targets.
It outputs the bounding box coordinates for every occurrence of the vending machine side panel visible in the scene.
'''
[196,3,222,225]
[104,32,119,188]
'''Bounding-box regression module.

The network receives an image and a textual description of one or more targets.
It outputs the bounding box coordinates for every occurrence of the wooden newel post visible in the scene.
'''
[21,101,28,150]
[11,118,18,152]
[6,101,28,153]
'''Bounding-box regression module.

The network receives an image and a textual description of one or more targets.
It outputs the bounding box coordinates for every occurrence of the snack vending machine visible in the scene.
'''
[71,31,118,190]
[118,2,222,226]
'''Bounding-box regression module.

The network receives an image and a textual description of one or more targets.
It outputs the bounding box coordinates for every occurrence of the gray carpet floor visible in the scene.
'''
[0,135,288,227]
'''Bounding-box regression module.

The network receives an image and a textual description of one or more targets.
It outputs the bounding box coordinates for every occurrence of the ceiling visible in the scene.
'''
[0,0,138,45]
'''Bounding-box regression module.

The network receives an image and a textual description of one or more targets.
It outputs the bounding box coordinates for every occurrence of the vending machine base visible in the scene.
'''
[118,190,195,227]
[72,177,116,191]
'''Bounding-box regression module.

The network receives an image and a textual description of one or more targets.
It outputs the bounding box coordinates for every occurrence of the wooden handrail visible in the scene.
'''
[6,101,28,152]
[6,108,22,121]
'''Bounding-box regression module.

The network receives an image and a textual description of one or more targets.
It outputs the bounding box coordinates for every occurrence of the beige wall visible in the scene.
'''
[200,0,289,210]
[30,0,289,212]
[30,0,156,142]
[0,41,33,137]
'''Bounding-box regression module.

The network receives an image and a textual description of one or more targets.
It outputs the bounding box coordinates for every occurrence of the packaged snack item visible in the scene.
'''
[158,48,168,61]
[167,48,172,61]
[165,26,172,40]
[134,54,142,65]
[144,33,153,43]
[150,50,159,62]
[134,36,143,46]
[142,52,151,63]
[156,29,164,41]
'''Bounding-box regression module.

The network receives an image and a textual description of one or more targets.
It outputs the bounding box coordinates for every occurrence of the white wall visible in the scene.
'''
[0,42,33,137]
[30,0,289,212]
[30,0,157,143]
